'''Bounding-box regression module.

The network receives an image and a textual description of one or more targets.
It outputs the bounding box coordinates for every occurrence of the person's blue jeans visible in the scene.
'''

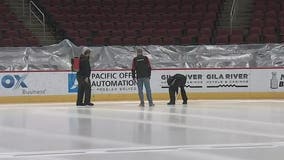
[137,77,153,104]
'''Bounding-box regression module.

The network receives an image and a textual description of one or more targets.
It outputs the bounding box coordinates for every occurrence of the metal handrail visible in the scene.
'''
[230,0,238,34]
[29,1,45,39]
[22,0,25,15]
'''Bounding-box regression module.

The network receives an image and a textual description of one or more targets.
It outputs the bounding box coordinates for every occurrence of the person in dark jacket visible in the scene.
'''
[76,48,94,106]
[167,74,188,105]
[132,48,154,107]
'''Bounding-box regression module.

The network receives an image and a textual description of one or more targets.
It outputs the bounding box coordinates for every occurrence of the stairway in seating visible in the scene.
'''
[217,0,253,32]
[4,0,60,46]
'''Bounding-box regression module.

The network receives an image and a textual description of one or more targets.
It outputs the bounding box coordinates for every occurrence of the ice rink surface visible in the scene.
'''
[0,100,284,160]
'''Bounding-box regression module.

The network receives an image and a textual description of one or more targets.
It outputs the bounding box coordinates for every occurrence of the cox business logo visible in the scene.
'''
[68,73,78,93]
[1,74,28,89]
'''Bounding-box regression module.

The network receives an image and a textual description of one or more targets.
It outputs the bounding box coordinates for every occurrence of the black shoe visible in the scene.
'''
[85,103,94,106]
[139,103,145,107]
[76,103,85,106]
[149,103,155,107]
[167,102,175,105]
[182,101,187,104]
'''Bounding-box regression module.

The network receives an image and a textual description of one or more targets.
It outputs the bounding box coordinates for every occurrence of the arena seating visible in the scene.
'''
[211,0,284,45]
[3,0,284,46]
[248,0,283,43]
[0,2,39,47]
[37,0,224,45]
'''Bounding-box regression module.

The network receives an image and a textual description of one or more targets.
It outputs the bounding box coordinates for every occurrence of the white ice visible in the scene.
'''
[0,100,283,160]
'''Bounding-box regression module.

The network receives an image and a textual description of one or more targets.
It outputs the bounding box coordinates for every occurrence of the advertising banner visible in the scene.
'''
[1,68,284,98]
[251,69,284,92]
[0,72,68,96]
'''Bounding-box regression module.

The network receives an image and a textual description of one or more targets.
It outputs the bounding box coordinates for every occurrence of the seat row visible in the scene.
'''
[0,2,39,46]
[42,0,223,8]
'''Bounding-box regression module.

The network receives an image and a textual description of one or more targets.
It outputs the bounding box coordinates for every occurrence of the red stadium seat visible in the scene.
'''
[111,30,125,37]
[216,28,230,36]
[163,37,177,45]
[149,37,163,45]
[101,22,115,30]
[263,27,276,35]
[35,0,226,46]
[186,20,199,29]
[123,37,136,45]
[230,35,244,44]
[139,29,153,36]
[198,35,211,45]
[136,36,150,45]
[246,34,260,44]
[167,29,183,37]
[215,35,229,45]
[263,34,278,43]
[129,22,143,30]
[152,29,168,37]
[186,28,199,37]
[167,21,185,30]
[92,37,106,45]
[79,30,92,38]
[252,10,264,18]
[251,18,263,28]
[200,20,215,30]
[180,36,194,45]
[73,37,88,45]
[249,27,262,35]
[124,30,138,37]
[115,22,128,30]
[264,19,278,27]
[108,37,123,45]
[200,27,212,36]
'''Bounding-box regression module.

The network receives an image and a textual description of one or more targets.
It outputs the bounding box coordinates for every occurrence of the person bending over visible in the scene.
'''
[167,74,188,105]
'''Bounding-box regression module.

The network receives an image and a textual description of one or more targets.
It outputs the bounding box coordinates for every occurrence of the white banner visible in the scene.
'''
[1,68,284,97]
[0,72,68,96]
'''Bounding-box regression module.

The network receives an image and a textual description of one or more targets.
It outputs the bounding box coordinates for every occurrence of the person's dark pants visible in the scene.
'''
[169,86,177,104]
[169,85,188,104]
[76,75,91,105]
[180,86,188,103]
